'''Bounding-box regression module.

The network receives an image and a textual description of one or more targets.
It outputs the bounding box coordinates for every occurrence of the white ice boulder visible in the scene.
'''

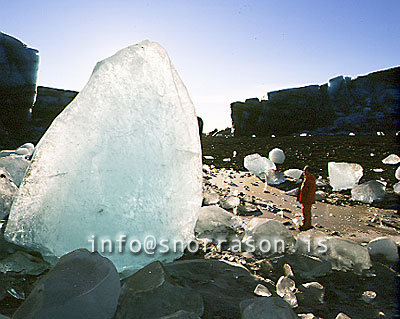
[269,148,286,164]
[328,162,363,191]
[244,153,276,178]
[4,41,202,274]
[243,218,296,256]
[351,180,386,204]
[395,166,400,180]
[296,230,372,273]
[284,169,303,181]
[382,154,400,165]
[367,237,399,263]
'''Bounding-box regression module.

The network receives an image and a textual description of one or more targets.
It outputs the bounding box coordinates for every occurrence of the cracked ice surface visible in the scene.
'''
[5,41,202,274]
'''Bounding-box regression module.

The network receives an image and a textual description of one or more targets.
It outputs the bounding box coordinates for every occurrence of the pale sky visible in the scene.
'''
[1,0,399,132]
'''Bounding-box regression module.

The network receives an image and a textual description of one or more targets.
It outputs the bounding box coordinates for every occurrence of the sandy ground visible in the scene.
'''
[208,169,400,245]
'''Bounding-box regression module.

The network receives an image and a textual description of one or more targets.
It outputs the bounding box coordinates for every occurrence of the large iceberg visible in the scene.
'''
[5,41,203,274]
[328,162,363,191]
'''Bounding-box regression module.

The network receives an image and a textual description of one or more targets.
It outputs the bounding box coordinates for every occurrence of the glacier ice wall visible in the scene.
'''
[5,41,203,273]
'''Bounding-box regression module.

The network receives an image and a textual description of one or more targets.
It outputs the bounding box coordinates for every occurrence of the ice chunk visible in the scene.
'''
[351,180,386,203]
[202,191,219,206]
[219,196,240,210]
[276,276,298,308]
[296,230,372,273]
[266,169,286,185]
[382,154,400,165]
[240,297,298,319]
[203,155,214,160]
[0,168,18,219]
[394,182,400,194]
[244,153,276,177]
[361,291,376,304]
[284,169,303,181]
[328,162,363,191]
[4,41,202,274]
[195,205,238,236]
[367,237,399,263]
[13,249,120,319]
[243,218,296,256]
[253,284,272,297]
[269,148,286,164]
[396,166,400,180]
[0,155,30,187]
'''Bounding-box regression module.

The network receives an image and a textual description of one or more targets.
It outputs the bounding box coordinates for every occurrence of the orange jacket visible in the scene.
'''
[299,173,317,204]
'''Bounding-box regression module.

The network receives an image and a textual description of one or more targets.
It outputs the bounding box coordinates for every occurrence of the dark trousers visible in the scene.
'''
[301,203,312,228]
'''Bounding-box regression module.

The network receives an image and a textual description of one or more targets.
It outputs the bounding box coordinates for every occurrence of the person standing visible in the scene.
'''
[298,165,316,231]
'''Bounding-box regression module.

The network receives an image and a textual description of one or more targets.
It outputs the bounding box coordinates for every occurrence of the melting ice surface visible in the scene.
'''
[5,41,202,274]
[328,162,363,191]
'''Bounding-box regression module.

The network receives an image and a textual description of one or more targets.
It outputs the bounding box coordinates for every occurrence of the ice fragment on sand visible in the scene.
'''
[276,276,298,308]
[202,191,219,206]
[367,237,399,263]
[351,180,386,203]
[219,196,240,210]
[4,41,202,274]
[13,249,120,319]
[284,169,303,181]
[195,205,238,236]
[266,170,286,185]
[244,153,276,178]
[240,297,298,319]
[296,230,372,273]
[253,284,272,297]
[243,218,296,256]
[269,148,286,164]
[328,162,363,191]
[382,154,400,165]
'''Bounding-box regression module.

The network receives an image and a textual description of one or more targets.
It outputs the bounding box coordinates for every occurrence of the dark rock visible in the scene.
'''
[13,249,120,319]
[240,297,298,319]
[115,261,204,319]
[164,259,269,319]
